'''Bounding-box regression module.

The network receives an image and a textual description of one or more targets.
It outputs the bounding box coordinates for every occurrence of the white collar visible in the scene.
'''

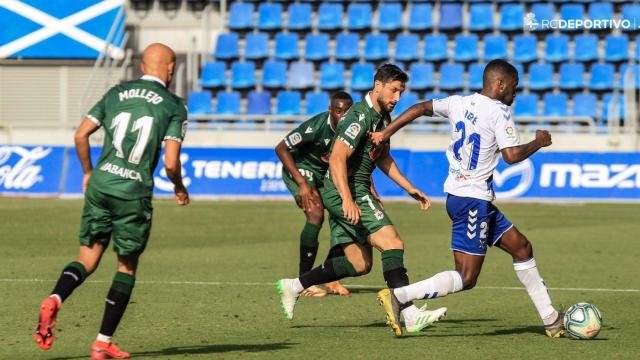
[327,113,335,132]
[141,75,166,87]
[365,92,374,108]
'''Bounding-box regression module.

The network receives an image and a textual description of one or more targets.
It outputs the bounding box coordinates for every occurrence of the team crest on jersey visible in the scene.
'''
[374,209,384,220]
[345,123,361,140]
[305,126,313,134]
[289,132,302,145]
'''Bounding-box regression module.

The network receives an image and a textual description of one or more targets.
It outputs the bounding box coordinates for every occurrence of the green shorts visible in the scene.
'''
[320,183,392,248]
[283,167,323,207]
[78,187,153,255]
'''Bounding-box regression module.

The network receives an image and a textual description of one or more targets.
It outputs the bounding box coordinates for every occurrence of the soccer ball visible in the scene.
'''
[563,303,603,339]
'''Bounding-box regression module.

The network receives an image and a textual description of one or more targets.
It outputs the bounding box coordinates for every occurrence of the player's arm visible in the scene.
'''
[330,139,361,224]
[501,131,552,164]
[74,117,100,193]
[164,139,189,205]
[375,147,431,211]
[370,101,434,145]
[275,140,320,211]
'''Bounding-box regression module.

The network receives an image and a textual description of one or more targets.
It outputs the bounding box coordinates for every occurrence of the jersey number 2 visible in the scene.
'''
[453,121,481,170]
[111,112,153,165]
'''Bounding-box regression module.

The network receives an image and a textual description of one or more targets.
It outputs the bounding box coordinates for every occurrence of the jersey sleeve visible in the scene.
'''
[164,99,188,143]
[335,109,367,150]
[86,92,108,126]
[283,119,316,150]
[495,107,520,149]
[432,96,453,118]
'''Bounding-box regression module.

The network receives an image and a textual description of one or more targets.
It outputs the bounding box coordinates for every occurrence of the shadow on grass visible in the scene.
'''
[291,318,496,330]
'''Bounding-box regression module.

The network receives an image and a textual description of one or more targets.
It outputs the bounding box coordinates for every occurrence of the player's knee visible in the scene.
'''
[78,260,98,274]
[512,237,533,262]
[305,209,324,225]
[349,258,371,275]
[462,276,477,290]
[384,235,404,251]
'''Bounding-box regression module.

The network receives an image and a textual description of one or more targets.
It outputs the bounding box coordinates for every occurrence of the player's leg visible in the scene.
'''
[299,199,327,297]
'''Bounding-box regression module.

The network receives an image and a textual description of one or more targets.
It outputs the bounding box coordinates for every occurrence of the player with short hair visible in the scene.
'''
[275,91,354,297]
[34,43,190,359]
[371,59,564,338]
[277,64,447,335]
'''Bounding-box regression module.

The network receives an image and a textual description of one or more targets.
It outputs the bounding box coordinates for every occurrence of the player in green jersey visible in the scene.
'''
[34,43,189,359]
[277,65,447,335]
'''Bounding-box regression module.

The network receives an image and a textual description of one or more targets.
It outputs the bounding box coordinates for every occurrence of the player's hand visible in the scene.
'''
[174,185,190,206]
[299,182,321,212]
[368,131,387,146]
[82,172,92,193]
[342,198,361,225]
[407,187,431,211]
[535,130,552,148]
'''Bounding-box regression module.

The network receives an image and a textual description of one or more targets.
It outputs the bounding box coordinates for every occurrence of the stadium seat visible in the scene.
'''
[305,33,329,61]
[306,92,329,115]
[347,3,372,31]
[602,93,624,121]
[423,34,448,62]
[512,35,537,63]
[544,34,569,63]
[589,63,615,90]
[131,0,153,11]
[573,34,598,62]
[287,62,314,89]
[274,33,299,60]
[214,33,239,60]
[317,3,343,31]
[530,3,555,31]
[528,63,554,90]
[276,91,302,115]
[513,93,539,116]
[468,62,486,90]
[468,3,494,31]
[215,91,241,114]
[408,63,434,90]
[187,91,212,114]
[454,34,478,62]
[230,61,255,89]
[228,2,253,30]
[408,3,433,31]
[159,0,180,11]
[378,3,403,32]
[199,61,226,88]
[392,92,418,117]
[499,3,524,31]
[483,34,508,61]
[512,63,524,80]
[186,0,207,12]
[439,3,462,30]
[439,63,464,90]
[424,92,448,101]
[394,34,419,62]
[351,63,375,91]
[246,91,271,114]
[558,63,585,90]
[543,93,568,117]
[335,33,360,61]
[288,3,312,30]
[364,34,389,61]
[560,3,584,31]
[262,60,287,89]
[351,92,363,103]
[588,2,613,22]
[572,93,597,118]
[621,3,640,31]
[618,64,640,90]
[320,62,345,90]
[604,35,629,62]
[244,32,269,60]
[257,3,282,31]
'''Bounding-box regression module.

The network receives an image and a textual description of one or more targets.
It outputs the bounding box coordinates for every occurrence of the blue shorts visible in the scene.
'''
[446,194,513,256]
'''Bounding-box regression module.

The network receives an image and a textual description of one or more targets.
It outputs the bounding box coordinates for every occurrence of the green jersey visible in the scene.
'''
[86,76,187,199]
[283,112,336,183]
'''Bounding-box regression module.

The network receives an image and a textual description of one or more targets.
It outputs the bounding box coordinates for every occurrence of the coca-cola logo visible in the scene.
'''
[0,146,51,190]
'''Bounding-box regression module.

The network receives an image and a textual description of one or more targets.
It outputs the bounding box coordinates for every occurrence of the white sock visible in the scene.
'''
[49,294,62,306]
[513,258,557,325]
[394,270,463,304]
[96,333,112,343]
[290,278,304,294]
[400,304,421,324]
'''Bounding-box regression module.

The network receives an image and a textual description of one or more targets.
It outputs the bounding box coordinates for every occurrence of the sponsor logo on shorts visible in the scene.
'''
[288,132,302,146]
[344,123,361,140]
[374,209,384,220]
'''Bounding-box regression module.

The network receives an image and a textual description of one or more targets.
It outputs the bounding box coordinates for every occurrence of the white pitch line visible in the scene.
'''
[1,278,638,293]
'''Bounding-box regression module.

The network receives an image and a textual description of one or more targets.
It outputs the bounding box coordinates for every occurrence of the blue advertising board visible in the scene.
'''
[0,145,66,195]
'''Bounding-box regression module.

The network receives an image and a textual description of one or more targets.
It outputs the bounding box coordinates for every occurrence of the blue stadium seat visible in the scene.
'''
[364,34,389,61]
[423,34,448,62]
[469,3,494,31]
[244,32,269,60]
[351,63,375,91]
[572,93,597,118]
[543,93,568,117]
[560,3,584,31]
[544,34,569,63]
[262,60,286,89]
[588,2,613,22]
[392,92,419,117]
[188,91,212,115]
[277,91,302,115]
[347,3,372,31]
[513,93,539,116]
[320,62,345,90]
[454,34,478,62]
[317,3,343,31]
[258,3,282,31]
[228,3,253,30]
[274,33,299,60]
[378,3,403,31]
[618,64,640,90]
[483,34,508,60]
[409,63,434,90]
[335,33,360,61]
[589,63,615,90]
[439,63,464,90]
[230,61,255,89]
[246,91,271,114]
[512,35,537,63]
[499,3,524,31]
[287,62,314,89]
[288,3,312,30]
[408,3,433,31]
[394,34,419,62]
[214,33,239,60]
[305,33,329,61]
[602,93,624,121]
[573,34,598,62]
[622,3,640,31]
[215,91,241,114]
[528,63,554,90]
[604,35,629,62]
[199,61,226,88]
[424,92,448,101]
[512,63,524,80]
[306,92,329,115]
[439,3,462,30]
[530,3,554,31]
[558,63,585,90]
[468,62,486,90]
[351,92,363,103]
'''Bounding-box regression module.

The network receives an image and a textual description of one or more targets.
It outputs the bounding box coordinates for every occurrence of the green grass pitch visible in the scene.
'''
[1,198,639,359]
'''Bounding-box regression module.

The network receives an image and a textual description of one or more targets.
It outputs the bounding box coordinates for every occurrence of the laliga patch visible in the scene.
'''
[345,123,361,140]
[289,132,302,145]
[505,125,516,139]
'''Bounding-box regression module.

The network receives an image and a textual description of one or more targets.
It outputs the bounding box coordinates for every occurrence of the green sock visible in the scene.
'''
[381,249,405,272]
[331,256,360,277]
[300,222,321,247]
